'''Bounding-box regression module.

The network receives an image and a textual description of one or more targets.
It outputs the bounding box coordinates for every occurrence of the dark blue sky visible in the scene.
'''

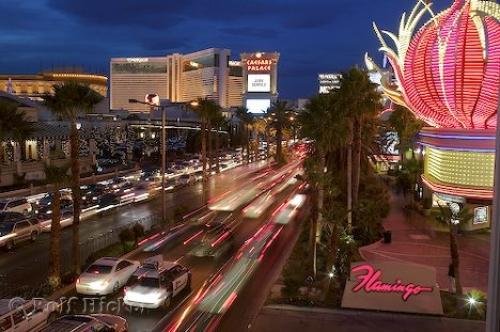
[0,0,449,98]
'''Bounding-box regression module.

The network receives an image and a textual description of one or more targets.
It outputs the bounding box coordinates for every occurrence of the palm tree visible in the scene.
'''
[211,111,227,173]
[299,93,349,277]
[336,68,382,230]
[189,98,218,183]
[435,204,472,296]
[388,105,423,163]
[268,100,290,164]
[44,163,70,289]
[253,117,271,159]
[44,82,103,274]
[0,100,34,184]
[235,107,253,163]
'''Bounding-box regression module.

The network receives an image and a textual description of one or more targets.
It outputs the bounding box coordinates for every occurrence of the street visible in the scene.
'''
[59,160,304,331]
[0,160,270,297]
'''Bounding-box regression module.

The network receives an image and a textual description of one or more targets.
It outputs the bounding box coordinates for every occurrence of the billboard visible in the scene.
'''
[246,99,270,114]
[247,74,271,92]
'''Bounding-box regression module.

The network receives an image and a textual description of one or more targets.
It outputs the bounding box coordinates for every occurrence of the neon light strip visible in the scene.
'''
[419,132,496,140]
[420,142,495,152]
[422,175,493,199]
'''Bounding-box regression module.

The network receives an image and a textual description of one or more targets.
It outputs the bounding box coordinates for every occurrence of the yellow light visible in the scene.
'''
[424,147,494,188]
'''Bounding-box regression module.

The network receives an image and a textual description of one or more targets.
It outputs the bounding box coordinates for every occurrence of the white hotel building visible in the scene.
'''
[110,48,245,112]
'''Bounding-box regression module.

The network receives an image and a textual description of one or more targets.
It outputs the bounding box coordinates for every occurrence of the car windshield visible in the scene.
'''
[86,264,112,274]
[0,223,14,233]
[137,277,160,288]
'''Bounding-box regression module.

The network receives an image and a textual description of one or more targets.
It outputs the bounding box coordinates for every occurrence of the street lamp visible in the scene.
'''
[129,96,169,227]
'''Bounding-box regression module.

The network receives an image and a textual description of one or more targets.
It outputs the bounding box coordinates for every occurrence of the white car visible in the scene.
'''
[76,257,139,296]
[42,314,127,332]
[124,262,191,309]
[0,298,59,332]
[0,198,32,216]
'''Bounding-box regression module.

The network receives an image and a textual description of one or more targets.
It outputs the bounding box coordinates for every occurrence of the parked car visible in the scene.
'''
[76,257,139,296]
[41,314,127,332]
[178,174,195,186]
[0,217,41,251]
[0,198,32,216]
[0,298,59,332]
[124,261,191,309]
[36,198,73,221]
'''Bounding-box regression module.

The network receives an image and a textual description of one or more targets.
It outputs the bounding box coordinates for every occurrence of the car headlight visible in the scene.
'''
[89,280,109,290]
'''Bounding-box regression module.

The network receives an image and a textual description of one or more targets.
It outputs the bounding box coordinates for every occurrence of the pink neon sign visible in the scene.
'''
[351,264,433,301]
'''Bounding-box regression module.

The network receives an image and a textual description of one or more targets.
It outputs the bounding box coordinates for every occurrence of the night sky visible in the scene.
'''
[0,0,449,98]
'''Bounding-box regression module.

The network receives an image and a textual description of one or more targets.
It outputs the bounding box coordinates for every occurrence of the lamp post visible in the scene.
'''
[129,97,168,227]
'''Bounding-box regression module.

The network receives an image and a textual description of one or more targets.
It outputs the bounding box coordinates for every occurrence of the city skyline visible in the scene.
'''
[0,0,448,99]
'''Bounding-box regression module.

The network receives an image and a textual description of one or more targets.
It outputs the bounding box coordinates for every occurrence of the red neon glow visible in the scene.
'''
[351,264,433,301]
[380,0,500,129]
[421,175,493,199]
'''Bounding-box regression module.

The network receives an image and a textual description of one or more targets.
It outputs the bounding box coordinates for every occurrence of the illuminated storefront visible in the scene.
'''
[368,0,500,228]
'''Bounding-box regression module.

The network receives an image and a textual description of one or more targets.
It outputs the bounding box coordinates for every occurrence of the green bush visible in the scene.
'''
[119,228,135,244]
[132,223,145,240]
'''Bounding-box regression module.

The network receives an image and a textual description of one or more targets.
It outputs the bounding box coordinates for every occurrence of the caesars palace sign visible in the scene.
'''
[246,59,273,72]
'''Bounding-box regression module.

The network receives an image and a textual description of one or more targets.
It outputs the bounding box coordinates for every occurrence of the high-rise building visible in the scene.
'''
[241,52,280,114]
[110,48,246,112]
[318,73,341,94]
[110,57,168,112]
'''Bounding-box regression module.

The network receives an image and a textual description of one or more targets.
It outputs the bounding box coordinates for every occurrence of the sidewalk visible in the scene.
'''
[359,190,490,292]
[252,305,484,332]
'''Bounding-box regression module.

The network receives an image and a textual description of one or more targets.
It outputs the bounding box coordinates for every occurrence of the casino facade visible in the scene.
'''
[368,0,500,229]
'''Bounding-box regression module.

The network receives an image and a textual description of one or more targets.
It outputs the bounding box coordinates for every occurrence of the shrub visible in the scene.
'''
[132,223,145,240]
[119,228,135,244]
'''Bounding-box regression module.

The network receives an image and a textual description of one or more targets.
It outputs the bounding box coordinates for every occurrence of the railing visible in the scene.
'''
[78,214,162,265]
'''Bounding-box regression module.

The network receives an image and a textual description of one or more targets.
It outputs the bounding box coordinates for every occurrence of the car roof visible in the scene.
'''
[45,315,101,332]
[93,257,120,266]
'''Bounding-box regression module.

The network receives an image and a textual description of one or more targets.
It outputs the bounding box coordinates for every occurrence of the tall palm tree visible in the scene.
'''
[268,100,290,165]
[299,93,349,277]
[235,107,253,163]
[435,204,472,296]
[336,68,382,230]
[253,117,271,159]
[44,82,103,274]
[44,163,70,289]
[0,100,34,184]
[211,111,227,173]
[189,98,218,183]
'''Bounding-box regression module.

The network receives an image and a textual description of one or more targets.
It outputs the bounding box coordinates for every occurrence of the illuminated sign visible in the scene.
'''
[246,59,273,72]
[229,60,241,66]
[247,74,270,93]
[473,206,488,225]
[318,73,341,94]
[351,264,433,301]
[246,99,271,114]
[342,261,443,315]
[126,58,149,63]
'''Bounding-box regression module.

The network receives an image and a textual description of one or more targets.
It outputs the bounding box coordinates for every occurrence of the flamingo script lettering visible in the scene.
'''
[351,264,433,301]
